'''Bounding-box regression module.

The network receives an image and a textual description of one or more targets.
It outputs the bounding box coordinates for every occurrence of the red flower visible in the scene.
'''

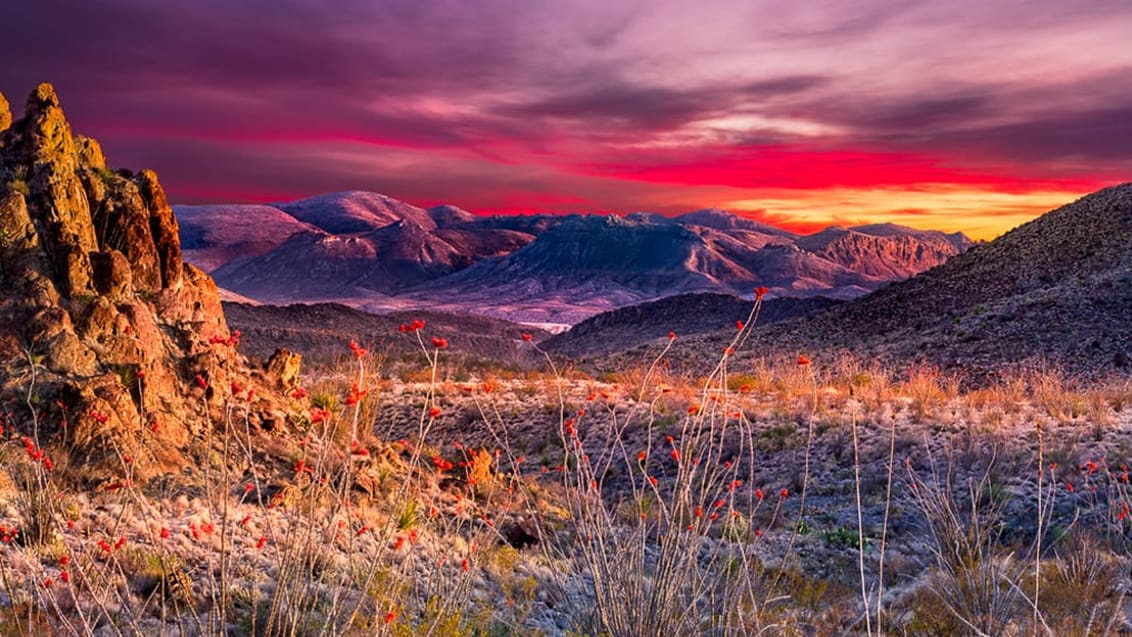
[780,488,789,498]
[411,319,426,331]
[668,331,676,340]
[796,355,811,366]
[195,374,208,390]
[670,449,681,462]
[349,340,367,359]
[754,286,769,300]
[160,527,170,539]
[723,346,734,356]
[384,612,397,624]
[431,336,448,349]
[346,383,367,406]
[521,333,533,342]
[637,450,647,462]
[736,320,745,331]
[256,536,268,549]
[429,406,442,418]
[687,405,699,415]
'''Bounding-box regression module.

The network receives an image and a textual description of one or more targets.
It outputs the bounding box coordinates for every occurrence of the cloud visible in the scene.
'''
[2,0,1129,240]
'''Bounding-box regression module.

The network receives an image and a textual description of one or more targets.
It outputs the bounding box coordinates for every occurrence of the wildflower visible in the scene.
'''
[160,527,170,539]
[240,514,251,527]
[60,571,70,584]
[43,457,54,472]
[230,381,243,396]
[195,374,208,390]
[754,286,769,300]
[393,535,406,550]
[687,405,699,415]
[429,406,442,418]
[309,407,330,424]
[736,320,744,331]
[90,411,110,425]
[42,578,53,589]
[349,339,367,358]
[291,387,309,400]
[668,331,676,340]
[780,488,789,498]
[149,420,160,432]
[637,450,647,462]
[244,483,255,494]
[346,383,367,406]
[256,536,268,549]
[670,449,681,462]
[521,333,532,342]
[754,487,763,499]
[356,525,369,537]
[411,319,426,331]
[796,355,811,366]
[461,558,469,572]
[649,476,658,487]
[723,346,734,356]
[431,336,448,349]
[384,612,397,624]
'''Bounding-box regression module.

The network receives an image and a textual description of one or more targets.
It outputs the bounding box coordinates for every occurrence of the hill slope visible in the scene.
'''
[673,184,1132,378]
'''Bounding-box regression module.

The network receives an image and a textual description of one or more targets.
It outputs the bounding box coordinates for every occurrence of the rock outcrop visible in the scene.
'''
[0,84,290,482]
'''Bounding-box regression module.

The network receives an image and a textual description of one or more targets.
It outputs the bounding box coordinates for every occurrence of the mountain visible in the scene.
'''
[205,192,535,303]
[676,208,798,236]
[276,190,438,234]
[541,293,841,359]
[176,203,319,272]
[794,223,971,279]
[177,191,971,326]
[664,184,1132,378]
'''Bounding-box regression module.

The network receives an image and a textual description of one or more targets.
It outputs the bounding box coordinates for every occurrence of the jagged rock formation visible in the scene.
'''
[0,84,289,482]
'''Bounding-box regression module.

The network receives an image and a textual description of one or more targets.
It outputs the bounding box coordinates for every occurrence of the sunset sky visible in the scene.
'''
[3,0,1130,239]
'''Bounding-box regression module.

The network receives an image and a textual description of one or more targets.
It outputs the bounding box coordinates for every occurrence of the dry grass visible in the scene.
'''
[2,312,1131,636]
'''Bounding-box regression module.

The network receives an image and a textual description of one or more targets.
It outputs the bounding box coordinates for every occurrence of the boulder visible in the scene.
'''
[0,83,292,482]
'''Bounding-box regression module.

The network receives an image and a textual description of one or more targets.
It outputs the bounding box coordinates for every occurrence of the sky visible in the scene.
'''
[2,0,1130,239]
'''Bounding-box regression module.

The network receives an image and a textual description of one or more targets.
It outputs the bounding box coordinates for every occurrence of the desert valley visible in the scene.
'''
[2,3,1132,635]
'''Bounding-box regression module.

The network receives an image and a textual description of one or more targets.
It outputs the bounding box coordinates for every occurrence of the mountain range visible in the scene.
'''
[177,192,970,327]
[588,183,1132,379]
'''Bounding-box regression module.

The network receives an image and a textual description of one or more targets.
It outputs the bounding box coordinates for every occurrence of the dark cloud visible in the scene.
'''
[2,0,1128,216]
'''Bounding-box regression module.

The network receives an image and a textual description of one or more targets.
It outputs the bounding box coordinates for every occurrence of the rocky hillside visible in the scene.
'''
[177,194,970,326]
[222,301,548,367]
[0,84,291,481]
[542,293,841,360]
[655,184,1132,379]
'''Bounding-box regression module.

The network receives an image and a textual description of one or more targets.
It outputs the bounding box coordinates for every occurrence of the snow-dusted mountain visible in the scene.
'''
[174,191,971,325]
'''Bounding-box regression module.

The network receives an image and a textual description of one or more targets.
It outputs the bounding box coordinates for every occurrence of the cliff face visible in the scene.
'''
[0,84,286,482]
